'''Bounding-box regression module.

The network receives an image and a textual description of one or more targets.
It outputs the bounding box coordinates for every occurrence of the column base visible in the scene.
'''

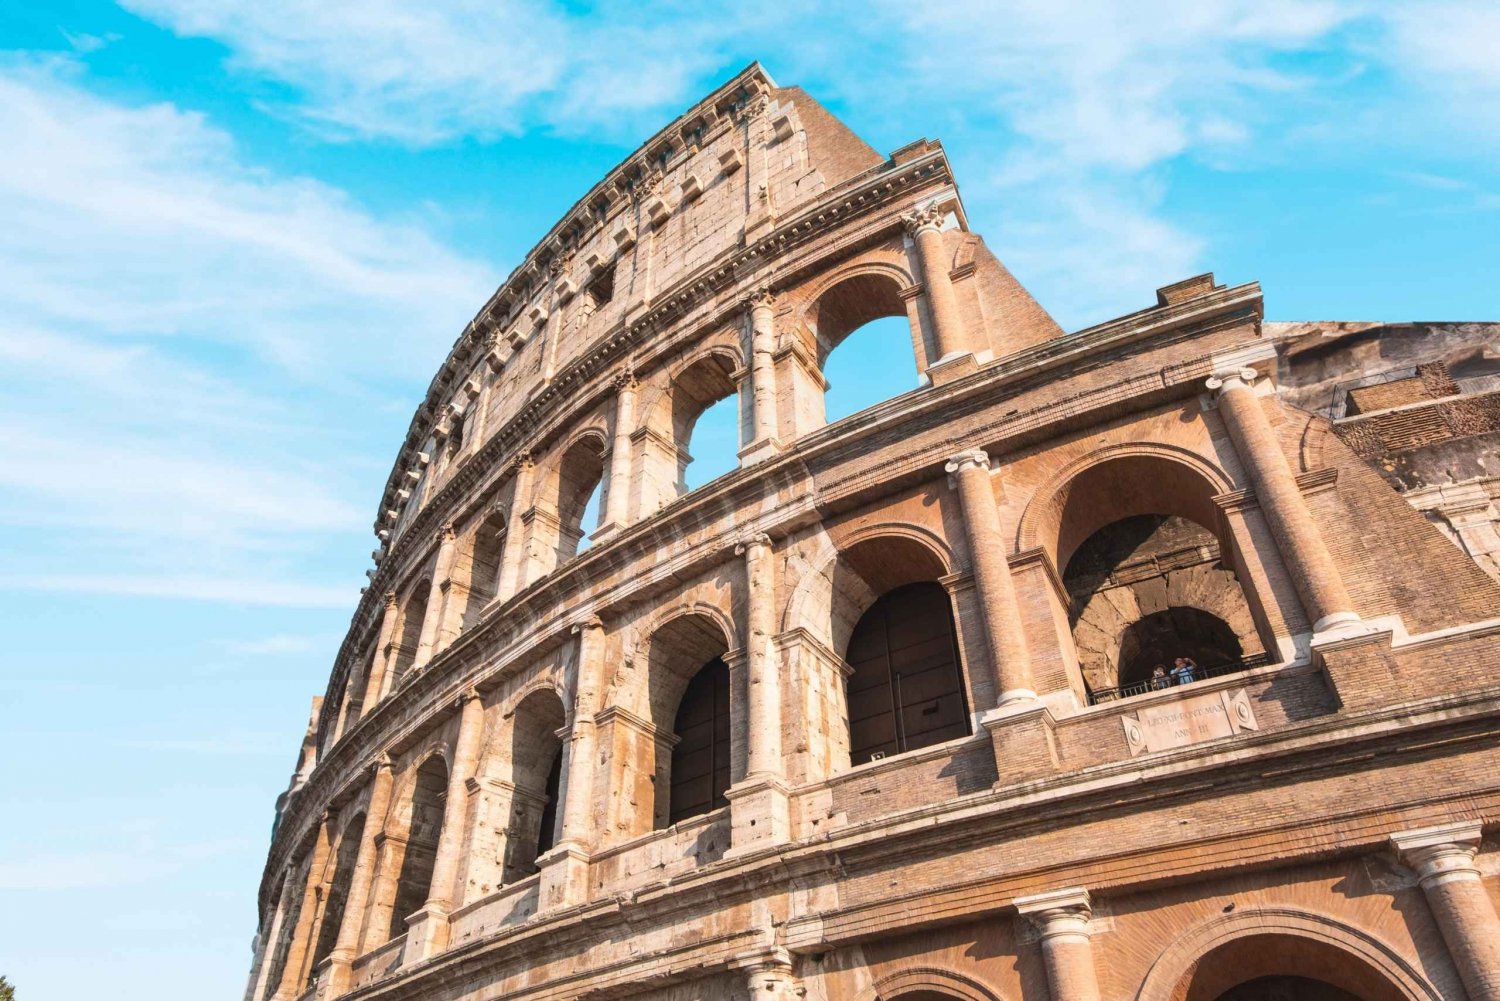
[982,700,1060,784]
[318,952,354,998]
[724,775,791,858]
[925,350,980,386]
[402,903,451,965]
[738,436,786,466]
[1311,611,1380,642]
[537,841,592,911]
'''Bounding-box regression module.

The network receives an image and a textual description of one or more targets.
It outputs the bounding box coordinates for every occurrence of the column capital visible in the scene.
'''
[454,686,482,709]
[571,613,605,635]
[944,447,992,476]
[902,202,947,236]
[1205,366,1259,396]
[1015,886,1093,939]
[1391,821,1483,886]
[742,285,777,312]
[612,368,638,391]
[369,753,394,778]
[382,589,399,610]
[434,522,456,546]
[507,450,534,475]
[735,531,773,557]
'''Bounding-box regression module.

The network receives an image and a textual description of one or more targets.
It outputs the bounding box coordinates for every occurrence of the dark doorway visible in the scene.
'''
[1118,606,1243,688]
[845,581,970,765]
[1216,976,1364,1001]
[668,657,731,824]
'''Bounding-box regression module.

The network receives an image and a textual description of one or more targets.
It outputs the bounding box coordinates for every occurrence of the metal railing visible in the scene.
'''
[1086,652,1272,706]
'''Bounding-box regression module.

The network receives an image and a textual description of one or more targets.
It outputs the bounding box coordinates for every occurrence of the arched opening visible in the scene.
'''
[263,855,310,997]
[1034,454,1268,704]
[672,353,740,493]
[463,507,507,627]
[812,273,921,426]
[668,657,731,824]
[502,689,566,882]
[388,581,430,685]
[308,812,365,981]
[387,754,447,941]
[646,612,733,828]
[846,582,970,765]
[555,436,605,560]
[1118,607,1244,688]
[1175,932,1411,1001]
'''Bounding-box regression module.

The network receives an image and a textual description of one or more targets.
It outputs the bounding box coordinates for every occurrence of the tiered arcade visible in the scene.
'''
[247,65,1500,1001]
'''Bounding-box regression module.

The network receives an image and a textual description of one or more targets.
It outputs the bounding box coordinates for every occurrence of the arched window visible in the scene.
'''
[1060,507,1265,701]
[387,755,447,941]
[643,612,733,830]
[308,812,365,981]
[845,582,970,765]
[463,508,507,628]
[502,689,565,882]
[671,353,740,493]
[263,854,310,997]
[811,272,921,428]
[668,657,731,824]
[555,436,605,561]
[388,581,430,685]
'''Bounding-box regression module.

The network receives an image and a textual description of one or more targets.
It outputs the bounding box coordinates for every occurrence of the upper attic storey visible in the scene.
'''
[369,64,930,543]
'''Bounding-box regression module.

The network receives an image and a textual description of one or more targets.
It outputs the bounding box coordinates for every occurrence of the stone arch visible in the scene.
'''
[307,807,367,979]
[854,966,1005,1001]
[638,346,744,499]
[387,578,433,686]
[640,610,734,828]
[460,502,509,630]
[796,259,918,367]
[499,686,567,881]
[384,751,449,943]
[782,524,955,656]
[1017,442,1237,569]
[550,428,608,563]
[1136,907,1442,1001]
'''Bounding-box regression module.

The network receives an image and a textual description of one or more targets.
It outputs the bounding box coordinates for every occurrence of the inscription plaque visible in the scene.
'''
[1121,687,1258,756]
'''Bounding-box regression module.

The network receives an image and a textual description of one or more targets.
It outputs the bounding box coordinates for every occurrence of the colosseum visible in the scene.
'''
[245,64,1500,1001]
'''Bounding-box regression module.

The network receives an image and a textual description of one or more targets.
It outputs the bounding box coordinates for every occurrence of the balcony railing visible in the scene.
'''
[1086,652,1273,706]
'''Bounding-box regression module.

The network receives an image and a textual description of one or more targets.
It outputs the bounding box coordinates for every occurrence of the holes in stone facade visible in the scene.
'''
[503,688,565,881]
[810,272,919,426]
[463,509,507,628]
[646,613,733,829]
[670,353,740,493]
[845,582,970,765]
[556,436,605,559]
[388,581,431,685]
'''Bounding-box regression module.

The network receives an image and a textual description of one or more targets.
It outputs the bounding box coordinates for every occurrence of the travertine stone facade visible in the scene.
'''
[247,65,1500,1001]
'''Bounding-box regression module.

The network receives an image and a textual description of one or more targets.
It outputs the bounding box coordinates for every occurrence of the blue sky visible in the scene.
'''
[0,2,1496,998]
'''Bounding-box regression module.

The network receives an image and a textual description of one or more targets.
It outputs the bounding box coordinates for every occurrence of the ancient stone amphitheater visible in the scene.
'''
[246,64,1500,1001]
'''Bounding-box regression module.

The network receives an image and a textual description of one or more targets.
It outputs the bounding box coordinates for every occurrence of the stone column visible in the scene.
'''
[413,525,457,669]
[741,954,801,1001]
[361,592,399,710]
[497,453,536,602]
[740,288,783,464]
[903,203,971,375]
[1015,887,1102,1001]
[726,532,790,853]
[323,757,395,996]
[1392,822,1500,1001]
[1208,368,1362,636]
[273,814,333,1000]
[407,690,485,962]
[541,616,604,909]
[596,372,638,536]
[946,449,1034,704]
[358,832,406,955]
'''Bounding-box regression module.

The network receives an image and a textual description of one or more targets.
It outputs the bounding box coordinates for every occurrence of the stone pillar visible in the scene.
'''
[497,454,536,602]
[540,617,604,909]
[413,525,458,669]
[740,288,783,464]
[596,372,638,537]
[1392,822,1500,1001]
[361,592,400,711]
[407,690,485,962]
[904,203,973,381]
[726,532,790,854]
[321,757,394,996]
[1015,887,1102,1001]
[1207,368,1362,636]
[273,814,334,1000]
[946,449,1034,704]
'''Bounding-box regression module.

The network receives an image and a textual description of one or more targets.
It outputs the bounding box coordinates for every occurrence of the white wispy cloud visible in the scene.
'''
[225,633,331,655]
[0,57,492,604]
